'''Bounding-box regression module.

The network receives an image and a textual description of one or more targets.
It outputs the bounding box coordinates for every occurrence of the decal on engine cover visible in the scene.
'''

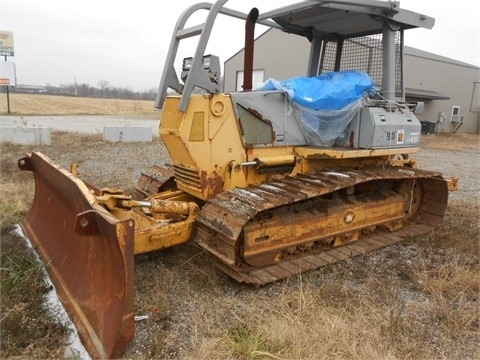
[396,129,404,144]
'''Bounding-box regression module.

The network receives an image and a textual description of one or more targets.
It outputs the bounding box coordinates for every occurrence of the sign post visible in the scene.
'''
[0,30,15,113]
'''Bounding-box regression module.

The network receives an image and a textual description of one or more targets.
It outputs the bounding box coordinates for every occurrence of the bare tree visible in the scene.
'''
[98,79,110,95]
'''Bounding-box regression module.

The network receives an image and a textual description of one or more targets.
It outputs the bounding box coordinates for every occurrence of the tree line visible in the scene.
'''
[3,80,158,101]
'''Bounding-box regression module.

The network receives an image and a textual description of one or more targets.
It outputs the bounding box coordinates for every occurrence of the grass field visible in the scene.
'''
[1,93,158,116]
[1,95,479,359]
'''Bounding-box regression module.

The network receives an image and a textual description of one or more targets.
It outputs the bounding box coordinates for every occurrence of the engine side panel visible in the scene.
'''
[160,94,247,200]
[231,91,307,147]
[336,107,422,149]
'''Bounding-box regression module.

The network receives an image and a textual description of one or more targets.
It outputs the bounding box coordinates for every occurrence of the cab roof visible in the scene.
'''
[258,0,434,40]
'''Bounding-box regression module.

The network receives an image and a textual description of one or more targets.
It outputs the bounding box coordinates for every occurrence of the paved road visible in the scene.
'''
[0,115,160,134]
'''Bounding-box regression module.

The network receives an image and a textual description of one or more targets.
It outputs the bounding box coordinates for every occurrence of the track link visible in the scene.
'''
[195,166,449,285]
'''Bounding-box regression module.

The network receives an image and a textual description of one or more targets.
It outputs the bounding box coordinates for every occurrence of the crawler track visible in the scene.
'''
[195,166,449,285]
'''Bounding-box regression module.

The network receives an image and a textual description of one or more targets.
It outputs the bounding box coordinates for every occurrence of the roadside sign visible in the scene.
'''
[0,61,16,86]
[0,31,14,57]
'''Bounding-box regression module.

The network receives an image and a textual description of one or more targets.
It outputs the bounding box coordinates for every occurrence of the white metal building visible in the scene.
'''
[224,28,480,133]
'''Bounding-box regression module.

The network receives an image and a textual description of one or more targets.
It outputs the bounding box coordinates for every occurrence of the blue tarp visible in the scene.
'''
[256,70,375,110]
[256,71,376,146]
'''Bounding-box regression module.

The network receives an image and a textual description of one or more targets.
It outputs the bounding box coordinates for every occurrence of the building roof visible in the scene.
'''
[405,88,450,100]
[404,46,480,69]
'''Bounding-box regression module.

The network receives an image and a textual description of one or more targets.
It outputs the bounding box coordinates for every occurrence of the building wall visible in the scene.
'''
[404,49,480,133]
[224,30,309,92]
[224,29,480,133]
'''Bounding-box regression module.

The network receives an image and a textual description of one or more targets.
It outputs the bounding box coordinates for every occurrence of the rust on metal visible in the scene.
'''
[196,166,450,285]
[444,176,459,191]
[149,198,191,214]
[200,169,225,200]
[18,152,135,359]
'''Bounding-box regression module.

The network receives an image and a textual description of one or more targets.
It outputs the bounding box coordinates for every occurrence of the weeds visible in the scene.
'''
[228,324,267,359]
[0,233,68,358]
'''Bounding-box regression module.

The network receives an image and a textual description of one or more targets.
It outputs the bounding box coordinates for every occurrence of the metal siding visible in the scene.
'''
[224,29,309,92]
[405,54,480,133]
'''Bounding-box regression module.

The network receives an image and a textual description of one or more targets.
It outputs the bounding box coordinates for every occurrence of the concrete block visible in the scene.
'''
[0,126,51,145]
[103,126,153,142]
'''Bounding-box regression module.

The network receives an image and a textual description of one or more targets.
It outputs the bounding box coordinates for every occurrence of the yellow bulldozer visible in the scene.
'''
[18,0,458,358]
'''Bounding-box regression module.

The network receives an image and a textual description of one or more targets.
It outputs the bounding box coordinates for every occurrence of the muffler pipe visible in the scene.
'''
[243,8,259,92]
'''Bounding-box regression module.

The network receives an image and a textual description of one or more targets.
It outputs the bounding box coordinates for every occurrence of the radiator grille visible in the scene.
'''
[173,164,202,191]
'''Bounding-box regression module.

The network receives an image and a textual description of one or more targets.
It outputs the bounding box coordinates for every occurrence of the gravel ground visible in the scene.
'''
[414,146,479,203]
[16,128,479,359]
[39,131,479,205]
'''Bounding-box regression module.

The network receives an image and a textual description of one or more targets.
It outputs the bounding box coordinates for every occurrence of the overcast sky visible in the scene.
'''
[1,0,479,91]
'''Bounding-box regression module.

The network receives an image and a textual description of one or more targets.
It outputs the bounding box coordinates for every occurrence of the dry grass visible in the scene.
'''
[126,208,479,359]
[0,93,158,116]
[421,132,479,151]
[0,235,68,359]
[1,128,479,359]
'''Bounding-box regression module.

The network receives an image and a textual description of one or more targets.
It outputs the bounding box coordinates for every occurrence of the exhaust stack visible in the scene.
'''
[243,8,259,92]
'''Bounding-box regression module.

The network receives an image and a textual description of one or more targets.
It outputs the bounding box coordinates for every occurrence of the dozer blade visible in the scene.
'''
[18,152,134,359]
